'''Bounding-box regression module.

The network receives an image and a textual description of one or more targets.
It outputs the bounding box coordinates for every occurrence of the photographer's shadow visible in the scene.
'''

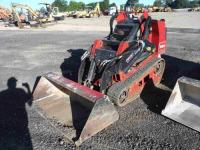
[0,77,33,150]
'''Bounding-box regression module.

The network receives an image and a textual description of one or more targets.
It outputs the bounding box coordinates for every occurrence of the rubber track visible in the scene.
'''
[107,57,162,105]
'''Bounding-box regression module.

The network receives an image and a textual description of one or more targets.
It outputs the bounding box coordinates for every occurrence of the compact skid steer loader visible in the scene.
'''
[78,12,166,106]
[33,11,167,146]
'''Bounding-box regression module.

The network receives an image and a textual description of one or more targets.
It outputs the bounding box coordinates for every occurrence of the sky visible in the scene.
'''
[1,0,155,10]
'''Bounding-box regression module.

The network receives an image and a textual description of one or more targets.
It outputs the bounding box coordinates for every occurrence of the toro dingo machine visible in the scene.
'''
[33,12,166,146]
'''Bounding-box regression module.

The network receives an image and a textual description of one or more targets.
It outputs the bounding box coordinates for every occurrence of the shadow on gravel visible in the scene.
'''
[167,28,200,34]
[141,55,200,114]
[162,55,200,89]
[60,49,86,82]
[141,80,171,114]
[0,77,33,150]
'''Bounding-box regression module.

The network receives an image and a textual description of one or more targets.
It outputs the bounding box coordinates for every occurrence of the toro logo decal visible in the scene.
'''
[159,41,166,50]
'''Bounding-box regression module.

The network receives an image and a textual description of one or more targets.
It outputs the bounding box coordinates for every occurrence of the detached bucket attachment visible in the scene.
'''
[33,72,119,146]
[162,77,200,132]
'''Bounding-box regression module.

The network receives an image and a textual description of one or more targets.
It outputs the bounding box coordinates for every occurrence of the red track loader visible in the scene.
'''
[78,12,166,106]
[33,12,167,146]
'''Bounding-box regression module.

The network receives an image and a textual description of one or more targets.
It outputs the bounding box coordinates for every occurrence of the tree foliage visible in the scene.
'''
[51,0,68,11]
[67,1,85,11]
[165,0,173,6]
[100,0,109,11]
[126,0,139,6]
[153,0,163,7]
[87,2,98,9]
[109,3,116,7]
[137,3,144,7]
[51,0,200,12]
[188,0,200,7]
[160,0,200,8]
[172,0,189,8]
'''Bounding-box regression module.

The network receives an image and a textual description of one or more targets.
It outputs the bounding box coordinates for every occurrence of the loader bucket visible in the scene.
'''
[162,77,200,132]
[32,72,119,146]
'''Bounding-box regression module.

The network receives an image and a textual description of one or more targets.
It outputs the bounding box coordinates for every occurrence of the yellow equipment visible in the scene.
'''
[52,7,65,20]
[11,3,55,28]
[38,3,66,20]
[38,3,53,22]
[11,3,39,28]
[136,7,147,13]
[73,3,101,18]
[148,6,158,12]
[65,11,74,17]
[188,4,200,12]
[85,3,101,18]
[194,4,200,11]
[73,9,87,18]
[156,5,171,12]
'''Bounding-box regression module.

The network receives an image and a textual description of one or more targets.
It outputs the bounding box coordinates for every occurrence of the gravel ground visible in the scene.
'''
[0,13,200,150]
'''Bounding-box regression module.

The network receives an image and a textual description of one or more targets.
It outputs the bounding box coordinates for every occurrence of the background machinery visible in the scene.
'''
[86,2,101,17]
[0,5,12,22]
[33,11,167,145]
[73,9,86,18]
[108,6,121,16]
[103,9,108,15]
[52,7,65,20]
[39,3,66,21]
[188,4,200,12]
[147,6,158,12]
[10,3,61,28]
[73,3,101,18]
[38,3,53,22]
[156,5,171,12]
[65,11,75,17]
[136,7,147,13]
[11,3,39,28]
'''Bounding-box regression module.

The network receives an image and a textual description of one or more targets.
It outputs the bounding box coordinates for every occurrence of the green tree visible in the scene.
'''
[154,0,163,7]
[188,0,199,7]
[161,0,173,7]
[100,0,109,11]
[109,2,116,7]
[166,0,173,6]
[67,1,85,11]
[137,3,144,7]
[126,0,139,6]
[87,2,98,9]
[51,0,68,11]
[79,2,85,9]
[172,0,189,8]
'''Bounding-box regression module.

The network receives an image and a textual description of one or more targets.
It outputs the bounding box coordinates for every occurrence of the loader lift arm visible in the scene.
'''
[94,3,100,12]
[0,5,12,21]
[11,3,38,17]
